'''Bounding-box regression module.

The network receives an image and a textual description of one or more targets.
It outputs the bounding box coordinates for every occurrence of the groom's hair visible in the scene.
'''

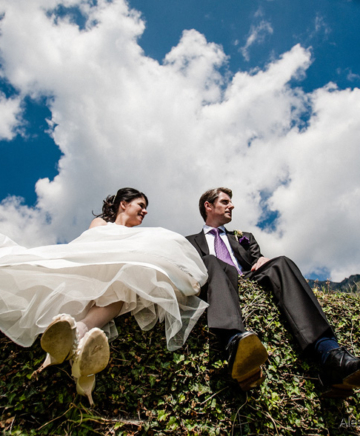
[199,187,232,221]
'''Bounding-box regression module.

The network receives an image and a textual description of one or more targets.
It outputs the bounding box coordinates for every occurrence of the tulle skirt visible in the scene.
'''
[0,224,208,351]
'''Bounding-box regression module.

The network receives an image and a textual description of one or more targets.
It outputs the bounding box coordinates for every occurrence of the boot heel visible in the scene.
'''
[76,375,96,406]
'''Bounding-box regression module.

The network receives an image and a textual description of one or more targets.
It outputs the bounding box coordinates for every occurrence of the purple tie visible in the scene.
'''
[210,228,241,274]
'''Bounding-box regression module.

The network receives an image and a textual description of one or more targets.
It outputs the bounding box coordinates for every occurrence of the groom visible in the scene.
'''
[186,187,360,397]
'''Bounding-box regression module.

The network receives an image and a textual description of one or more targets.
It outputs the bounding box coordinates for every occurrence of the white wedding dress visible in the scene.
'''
[0,224,208,351]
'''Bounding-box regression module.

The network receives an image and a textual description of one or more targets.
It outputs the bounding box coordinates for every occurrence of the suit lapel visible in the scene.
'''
[226,230,252,270]
[194,231,210,256]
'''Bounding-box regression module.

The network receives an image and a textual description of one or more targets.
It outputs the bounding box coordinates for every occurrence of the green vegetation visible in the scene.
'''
[1,279,360,435]
[307,274,360,294]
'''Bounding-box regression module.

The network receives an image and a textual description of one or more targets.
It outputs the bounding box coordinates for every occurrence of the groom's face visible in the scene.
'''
[205,191,234,227]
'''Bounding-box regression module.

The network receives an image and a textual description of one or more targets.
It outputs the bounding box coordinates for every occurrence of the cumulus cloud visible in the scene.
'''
[0,196,51,246]
[263,83,360,281]
[0,0,360,281]
[0,93,22,140]
[240,20,273,61]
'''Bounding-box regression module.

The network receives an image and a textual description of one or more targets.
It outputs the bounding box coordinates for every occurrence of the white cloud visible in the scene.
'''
[254,7,264,18]
[0,0,360,281]
[347,70,360,82]
[240,20,273,61]
[314,14,331,37]
[0,196,51,246]
[0,93,22,140]
[262,83,360,281]
[305,14,331,42]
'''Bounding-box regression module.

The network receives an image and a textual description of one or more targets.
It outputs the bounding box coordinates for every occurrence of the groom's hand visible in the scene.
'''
[251,257,270,271]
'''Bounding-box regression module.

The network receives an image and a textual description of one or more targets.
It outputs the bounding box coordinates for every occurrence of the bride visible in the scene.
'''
[0,187,208,405]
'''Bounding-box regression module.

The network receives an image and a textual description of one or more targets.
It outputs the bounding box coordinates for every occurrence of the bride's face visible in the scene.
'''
[119,196,148,227]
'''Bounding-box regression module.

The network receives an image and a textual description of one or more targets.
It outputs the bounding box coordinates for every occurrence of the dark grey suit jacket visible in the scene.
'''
[186,228,334,349]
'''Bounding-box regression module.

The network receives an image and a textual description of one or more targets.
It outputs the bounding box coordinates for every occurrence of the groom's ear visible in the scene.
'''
[204,201,213,214]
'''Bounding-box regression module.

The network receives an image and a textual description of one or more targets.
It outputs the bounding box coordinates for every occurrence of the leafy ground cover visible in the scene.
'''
[1,279,360,435]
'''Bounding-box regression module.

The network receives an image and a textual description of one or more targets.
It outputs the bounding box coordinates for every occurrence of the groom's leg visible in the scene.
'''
[247,256,360,398]
[246,256,334,351]
[202,255,268,389]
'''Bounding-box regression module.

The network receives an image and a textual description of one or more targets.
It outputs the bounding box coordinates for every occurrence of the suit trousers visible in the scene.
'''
[202,254,334,351]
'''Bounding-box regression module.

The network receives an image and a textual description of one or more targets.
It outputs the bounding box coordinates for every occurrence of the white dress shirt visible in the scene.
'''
[203,224,242,272]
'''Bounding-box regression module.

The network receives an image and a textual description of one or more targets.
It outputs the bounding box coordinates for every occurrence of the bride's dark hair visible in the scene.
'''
[93,187,149,223]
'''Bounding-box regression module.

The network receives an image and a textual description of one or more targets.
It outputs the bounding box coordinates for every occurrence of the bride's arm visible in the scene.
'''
[89,217,107,229]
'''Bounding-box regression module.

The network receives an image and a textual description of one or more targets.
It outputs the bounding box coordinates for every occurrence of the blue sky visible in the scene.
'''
[130,0,360,92]
[1,0,360,281]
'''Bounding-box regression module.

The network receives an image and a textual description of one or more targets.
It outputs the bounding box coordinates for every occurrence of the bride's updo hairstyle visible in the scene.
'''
[94,187,149,222]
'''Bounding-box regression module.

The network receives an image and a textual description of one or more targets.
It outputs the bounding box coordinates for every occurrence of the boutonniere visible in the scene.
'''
[234,230,250,247]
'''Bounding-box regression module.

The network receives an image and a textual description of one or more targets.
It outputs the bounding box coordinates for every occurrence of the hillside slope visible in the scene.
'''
[307,274,360,293]
[1,279,360,435]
